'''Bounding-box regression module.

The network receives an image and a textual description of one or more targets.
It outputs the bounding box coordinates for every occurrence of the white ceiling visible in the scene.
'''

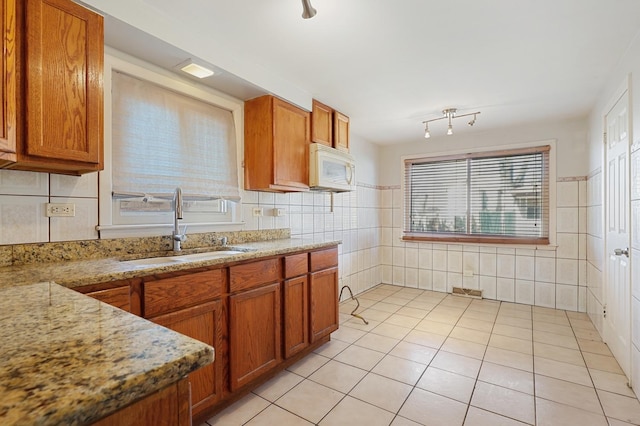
[95,0,640,146]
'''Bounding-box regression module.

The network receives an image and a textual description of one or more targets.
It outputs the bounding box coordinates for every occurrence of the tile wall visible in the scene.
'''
[586,168,605,334]
[0,172,593,313]
[245,184,383,298]
[378,178,588,312]
[0,170,98,244]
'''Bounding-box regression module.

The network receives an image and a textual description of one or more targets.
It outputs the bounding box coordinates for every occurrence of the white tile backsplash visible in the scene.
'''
[515,279,535,305]
[534,257,556,283]
[556,181,579,207]
[535,282,556,308]
[515,256,535,281]
[0,170,49,196]
[50,173,98,198]
[496,277,515,302]
[0,196,49,244]
[557,207,580,233]
[50,197,99,241]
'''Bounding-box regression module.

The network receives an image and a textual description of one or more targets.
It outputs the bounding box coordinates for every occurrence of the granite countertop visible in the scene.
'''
[0,282,214,425]
[0,237,341,290]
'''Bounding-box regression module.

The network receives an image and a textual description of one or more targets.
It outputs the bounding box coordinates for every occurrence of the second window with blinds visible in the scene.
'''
[403,145,551,245]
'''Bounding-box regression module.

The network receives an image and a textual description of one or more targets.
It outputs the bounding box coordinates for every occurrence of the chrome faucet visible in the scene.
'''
[172,187,187,251]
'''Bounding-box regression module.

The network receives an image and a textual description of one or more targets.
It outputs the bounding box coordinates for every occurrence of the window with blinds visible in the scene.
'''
[109,71,241,226]
[403,146,550,244]
[112,71,240,200]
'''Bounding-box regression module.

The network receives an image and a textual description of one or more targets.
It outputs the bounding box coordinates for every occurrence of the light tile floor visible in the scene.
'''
[202,284,640,425]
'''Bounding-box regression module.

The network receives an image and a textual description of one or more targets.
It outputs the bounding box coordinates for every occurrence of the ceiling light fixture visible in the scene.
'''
[422,108,481,138]
[177,59,215,79]
[301,0,317,19]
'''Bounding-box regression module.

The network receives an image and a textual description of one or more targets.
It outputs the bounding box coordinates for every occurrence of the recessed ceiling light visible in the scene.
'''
[177,59,215,78]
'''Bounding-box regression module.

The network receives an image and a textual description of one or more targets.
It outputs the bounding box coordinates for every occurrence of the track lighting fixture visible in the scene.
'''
[421,108,481,138]
[301,0,317,19]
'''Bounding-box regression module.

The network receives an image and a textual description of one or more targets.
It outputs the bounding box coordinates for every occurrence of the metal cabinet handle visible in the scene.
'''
[614,248,629,257]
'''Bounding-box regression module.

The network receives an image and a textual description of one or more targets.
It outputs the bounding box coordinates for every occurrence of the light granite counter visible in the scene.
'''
[0,282,214,425]
[0,237,341,290]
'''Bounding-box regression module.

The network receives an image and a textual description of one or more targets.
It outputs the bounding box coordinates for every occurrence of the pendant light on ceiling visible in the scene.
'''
[301,0,317,19]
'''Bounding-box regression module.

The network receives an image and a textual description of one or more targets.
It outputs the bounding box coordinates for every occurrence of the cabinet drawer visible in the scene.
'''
[86,286,131,312]
[144,269,224,318]
[284,253,308,279]
[230,258,281,293]
[310,247,338,272]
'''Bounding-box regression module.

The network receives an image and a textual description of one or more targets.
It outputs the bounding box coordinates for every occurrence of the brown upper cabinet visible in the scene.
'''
[244,95,310,192]
[0,0,104,175]
[311,99,350,152]
[311,99,332,147]
[333,110,350,152]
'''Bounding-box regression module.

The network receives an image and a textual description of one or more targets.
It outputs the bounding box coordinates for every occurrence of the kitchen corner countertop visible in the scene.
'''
[0,282,214,425]
[0,237,341,290]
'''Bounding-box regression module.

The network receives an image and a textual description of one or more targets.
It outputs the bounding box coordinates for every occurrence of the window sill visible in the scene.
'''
[401,233,550,246]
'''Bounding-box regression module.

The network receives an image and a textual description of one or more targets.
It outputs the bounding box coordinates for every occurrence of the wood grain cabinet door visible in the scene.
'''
[333,110,350,152]
[272,97,309,189]
[311,99,332,147]
[151,300,224,417]
[229,282,281,391]
[23,0,103,166]
[0,0,16,165]
[283,275,309,358]
[309,267,339,343]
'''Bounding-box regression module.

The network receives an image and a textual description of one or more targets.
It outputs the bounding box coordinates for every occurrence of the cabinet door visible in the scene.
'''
[23,0,103,167]
[151,300,224,416]
[311,99,332,147]
[333,111,350,152]
[0,0,16,165]
[284,275,308,358]
[309,267,339,343]
[229,282,281,391]
[272,97,309,189]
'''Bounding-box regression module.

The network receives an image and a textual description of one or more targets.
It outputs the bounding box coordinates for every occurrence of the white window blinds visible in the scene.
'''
[111,71,240,201]
[404,146,550,244]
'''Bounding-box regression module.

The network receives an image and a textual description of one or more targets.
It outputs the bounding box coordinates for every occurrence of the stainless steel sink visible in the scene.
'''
[121,250,248,267]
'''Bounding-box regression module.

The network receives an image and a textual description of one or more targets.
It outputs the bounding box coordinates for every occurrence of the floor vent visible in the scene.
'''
[451,287,483,299]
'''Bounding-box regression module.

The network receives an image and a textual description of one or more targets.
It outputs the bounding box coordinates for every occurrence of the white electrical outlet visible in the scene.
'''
[252,207,263,217]
[46,203,75,217]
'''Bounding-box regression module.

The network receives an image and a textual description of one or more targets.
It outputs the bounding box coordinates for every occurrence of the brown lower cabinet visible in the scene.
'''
[81,245,339,424]
[92,378,190,426]
[229,282,281,391]
[150,301,224,417]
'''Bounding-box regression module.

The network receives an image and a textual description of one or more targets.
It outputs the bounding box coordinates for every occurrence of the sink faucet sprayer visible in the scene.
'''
[172,187,187,251]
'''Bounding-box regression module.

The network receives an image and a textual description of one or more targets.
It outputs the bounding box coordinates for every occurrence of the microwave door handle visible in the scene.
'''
[346,163,354,184]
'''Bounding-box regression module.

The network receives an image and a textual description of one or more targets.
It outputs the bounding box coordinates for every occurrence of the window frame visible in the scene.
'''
[98,49,245,239]
[401,141,557,246]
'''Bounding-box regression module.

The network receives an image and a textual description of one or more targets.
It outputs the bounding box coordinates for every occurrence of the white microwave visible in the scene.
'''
[309,143,356,192]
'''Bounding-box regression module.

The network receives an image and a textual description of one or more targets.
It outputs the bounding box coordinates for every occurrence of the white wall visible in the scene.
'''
[586,30,640,395]
[378,116,589,186]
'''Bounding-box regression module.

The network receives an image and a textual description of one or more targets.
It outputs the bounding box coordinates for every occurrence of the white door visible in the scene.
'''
[605,90,631,378]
